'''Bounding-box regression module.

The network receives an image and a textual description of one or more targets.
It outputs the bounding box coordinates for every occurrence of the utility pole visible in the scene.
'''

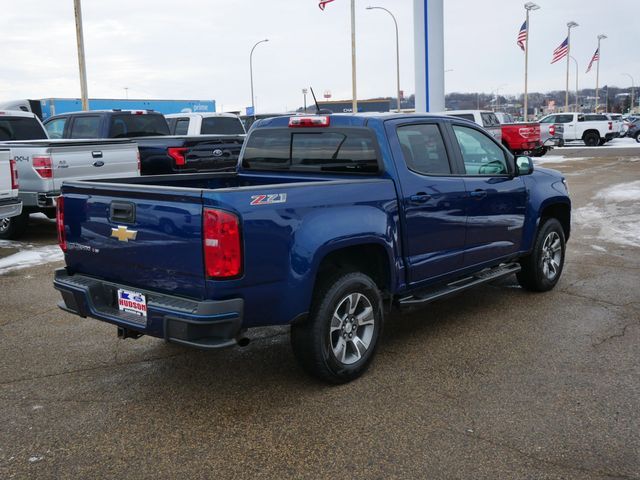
[595,34,607,112]
[302,88,308,113]
[523,2,540,122]
[565,22,578,112]
[73,0,89,111]
[350,0,358,113]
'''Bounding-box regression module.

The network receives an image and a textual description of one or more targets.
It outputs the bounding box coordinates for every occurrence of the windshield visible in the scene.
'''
[0,117,47,140]
[109,114,170,138]
[201,117,245,135]
[242,128,379,174]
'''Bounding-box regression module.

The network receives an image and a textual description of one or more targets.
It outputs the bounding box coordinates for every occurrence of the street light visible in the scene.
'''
[249,38,269,117]
[494,84,507,111]
[523,2,540,121]
[302,88,308,113]
[366,6,401,112]
[595,34,607,112]
[622,73,635,113]
[569,56,578,111]
[565,21,579,112]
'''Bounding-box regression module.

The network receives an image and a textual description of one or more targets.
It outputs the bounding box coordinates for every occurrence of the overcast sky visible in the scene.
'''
[0,0,637,112]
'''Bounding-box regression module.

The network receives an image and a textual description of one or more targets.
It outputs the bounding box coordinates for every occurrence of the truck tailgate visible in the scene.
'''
[62,181,207,298]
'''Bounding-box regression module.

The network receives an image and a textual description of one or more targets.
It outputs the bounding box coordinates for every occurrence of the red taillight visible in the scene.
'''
[137,150,141,172]
[549,125,556,136]
[203,208,241,278]
[56,196,66,252]
[608,121,613,130]
[9,159,18,189]
[33,155,53,179]
[168,147,188,167]
[289,116,331,128]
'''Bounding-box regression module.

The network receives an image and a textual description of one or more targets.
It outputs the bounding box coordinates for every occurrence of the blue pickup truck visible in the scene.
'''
[53,113,571,383]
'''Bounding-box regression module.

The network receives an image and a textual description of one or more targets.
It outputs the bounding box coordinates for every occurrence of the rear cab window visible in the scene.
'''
[481,112,500,128]
[174,118,190,135]
[0,116,48,141]
[108,113,170,138]
[242,128,379,174]
[201,117,245,135]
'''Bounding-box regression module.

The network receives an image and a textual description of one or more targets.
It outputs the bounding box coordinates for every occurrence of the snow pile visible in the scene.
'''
[574,180,640,248]
[0,244,64,275]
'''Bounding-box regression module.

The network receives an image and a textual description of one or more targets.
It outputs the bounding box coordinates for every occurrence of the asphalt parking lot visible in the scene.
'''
[1,144,639,479]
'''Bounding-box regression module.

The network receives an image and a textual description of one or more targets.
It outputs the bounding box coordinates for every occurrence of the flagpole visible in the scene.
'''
[595,34,607,112]
[523,3,539,122]
[565,22,578,112]
[350,0,358,113]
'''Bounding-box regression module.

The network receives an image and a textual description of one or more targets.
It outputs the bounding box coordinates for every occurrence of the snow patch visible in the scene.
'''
[574,180,640,248]
[534,155,587,165]
[0,245,64,275]
[590,245,607,252]
[28,455,43,463]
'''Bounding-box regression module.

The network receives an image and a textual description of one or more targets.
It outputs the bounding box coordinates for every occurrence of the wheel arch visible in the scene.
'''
[539,201,571,241]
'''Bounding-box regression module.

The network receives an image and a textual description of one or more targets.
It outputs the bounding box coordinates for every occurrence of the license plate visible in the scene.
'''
[117,289,147,319]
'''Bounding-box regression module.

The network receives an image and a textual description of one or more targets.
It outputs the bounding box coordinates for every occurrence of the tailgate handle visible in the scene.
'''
[93,160,105,167]
[91,151,103,159]
[110,202,135,223]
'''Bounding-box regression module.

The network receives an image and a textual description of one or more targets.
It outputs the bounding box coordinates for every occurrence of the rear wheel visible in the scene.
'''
[0,212,29,240]
[517,218,566,292]
[583,132,600,147]
[291,272,383,383]
[635,131,640,143]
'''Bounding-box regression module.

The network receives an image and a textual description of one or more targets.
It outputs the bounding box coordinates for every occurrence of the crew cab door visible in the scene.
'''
[448,123,526,267]
[385,119,467,285]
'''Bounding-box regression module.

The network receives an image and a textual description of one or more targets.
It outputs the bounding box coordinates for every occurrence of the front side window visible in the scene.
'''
[69,116,101,139]
[45,118,67,139]
[396,124,451,175]
[540,115,556,124]
[452,125,508,175]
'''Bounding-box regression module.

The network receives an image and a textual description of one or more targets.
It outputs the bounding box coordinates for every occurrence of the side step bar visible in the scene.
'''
[398,263,521,308]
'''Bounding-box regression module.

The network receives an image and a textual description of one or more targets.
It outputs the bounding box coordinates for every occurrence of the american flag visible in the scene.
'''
[516,20,527,51]
[551,37,569,64]
[586,48,599,73]
[319,0,334,10]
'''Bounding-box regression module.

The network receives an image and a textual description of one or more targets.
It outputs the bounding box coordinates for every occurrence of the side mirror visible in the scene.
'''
[516,156,534,175]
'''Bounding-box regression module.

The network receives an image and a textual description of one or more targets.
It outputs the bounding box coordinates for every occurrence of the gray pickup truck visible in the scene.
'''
[1,139,139,239]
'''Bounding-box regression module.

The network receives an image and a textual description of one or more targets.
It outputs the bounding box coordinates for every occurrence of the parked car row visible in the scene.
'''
[0,109,246,239]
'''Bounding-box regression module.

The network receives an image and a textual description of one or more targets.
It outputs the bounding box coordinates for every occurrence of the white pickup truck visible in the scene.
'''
[0,148,22,226]
[1,139,140,239]
[539,113,615,146]
[165,113,246,136]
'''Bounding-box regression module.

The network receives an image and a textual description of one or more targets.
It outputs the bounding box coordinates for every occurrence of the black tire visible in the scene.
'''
[598,138,606,146]
[583,132,599,147]
[635,131,640,143]
[0,212,29,240]
[517,218,566,292]
[291,271,383,383]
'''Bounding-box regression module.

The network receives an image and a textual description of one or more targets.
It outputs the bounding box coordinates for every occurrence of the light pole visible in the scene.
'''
[523,2,540,122]
[565,21,579,112]
[595,34,607,112]
[366,6,401,112]
[302,88,308,113]
[250,39,269,117]
[494,84,507,111]
[124,87,129,100]
[73,0,89,110]
[622,73,634,113]
[569,56,578,111]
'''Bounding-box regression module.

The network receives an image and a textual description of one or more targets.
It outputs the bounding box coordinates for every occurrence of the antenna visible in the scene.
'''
[309,87,321,114]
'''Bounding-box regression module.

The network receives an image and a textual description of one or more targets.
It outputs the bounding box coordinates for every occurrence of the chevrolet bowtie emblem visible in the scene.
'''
[111,226,138,242]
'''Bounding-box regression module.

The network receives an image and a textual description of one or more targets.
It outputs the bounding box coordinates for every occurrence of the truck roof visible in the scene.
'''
[0,110,40,118]
[254,112,454,128]
[165,112,240,119]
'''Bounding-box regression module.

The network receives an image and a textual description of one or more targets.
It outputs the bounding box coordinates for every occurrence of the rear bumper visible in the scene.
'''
[0,198,22,219]
[54,268,243,349]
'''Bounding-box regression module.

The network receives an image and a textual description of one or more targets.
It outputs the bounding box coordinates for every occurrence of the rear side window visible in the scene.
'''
[397,124,451,175]
[174,118,190,135]
[201,117,245,135]
[45,117,67,139]
[69,116,101,139]
[243,129,379,174]
[481,112,500,127]
[108,114,170,138]
[450,113,475,122]
[540,115,555,123]
[0,117,48,141]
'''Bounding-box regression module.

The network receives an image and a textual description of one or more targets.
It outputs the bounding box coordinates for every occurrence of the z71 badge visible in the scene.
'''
[250,193,287,206]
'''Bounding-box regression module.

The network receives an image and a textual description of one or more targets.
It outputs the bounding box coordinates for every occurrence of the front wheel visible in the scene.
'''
[291,272,383,383]
[583,132,600,147]
[635,131,640,143]
[517,218,566,292]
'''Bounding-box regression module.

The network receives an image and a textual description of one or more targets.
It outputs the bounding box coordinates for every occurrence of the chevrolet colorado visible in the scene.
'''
[54,113,571,383]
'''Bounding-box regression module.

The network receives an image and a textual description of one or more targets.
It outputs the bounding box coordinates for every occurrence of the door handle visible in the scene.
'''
[409,193,431,203]
[470,189,487,199]
[91,151,103,158]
